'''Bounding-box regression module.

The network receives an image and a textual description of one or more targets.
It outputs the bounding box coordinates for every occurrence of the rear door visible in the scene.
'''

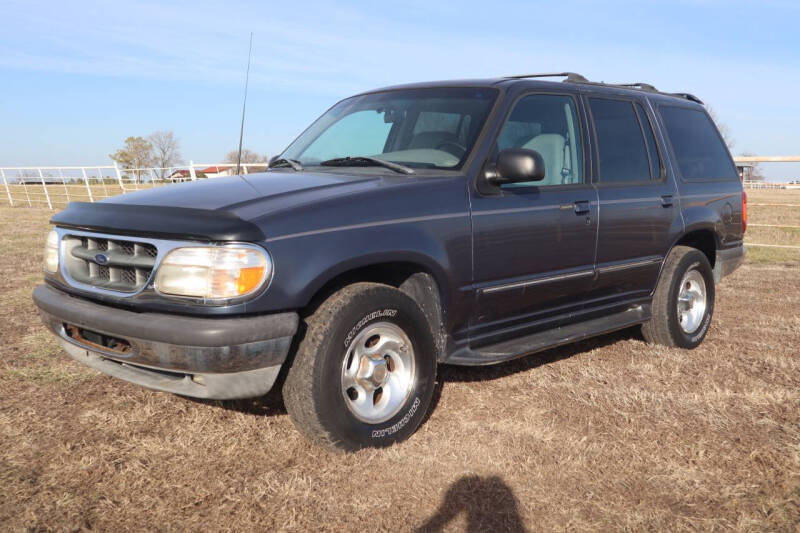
[470,92,598,343]
[583,96,682,307]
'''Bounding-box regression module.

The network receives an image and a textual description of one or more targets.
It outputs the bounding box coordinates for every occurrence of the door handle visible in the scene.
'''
[661,195,674,207]
[573,200,590,215]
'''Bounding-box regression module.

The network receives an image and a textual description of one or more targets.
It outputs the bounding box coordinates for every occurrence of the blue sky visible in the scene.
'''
[2,0,799,179]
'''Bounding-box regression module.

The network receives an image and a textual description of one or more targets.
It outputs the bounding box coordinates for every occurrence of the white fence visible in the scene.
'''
[743,180,800,190]
[3,165,799,209]
[3,160,799,254]
[0,162,266,209]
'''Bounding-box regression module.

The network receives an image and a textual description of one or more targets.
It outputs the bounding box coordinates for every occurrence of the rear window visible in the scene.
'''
[659,106,737,181]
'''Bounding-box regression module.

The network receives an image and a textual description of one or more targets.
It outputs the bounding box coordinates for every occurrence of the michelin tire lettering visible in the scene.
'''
[344,309,398,347]
[371,397,421,438]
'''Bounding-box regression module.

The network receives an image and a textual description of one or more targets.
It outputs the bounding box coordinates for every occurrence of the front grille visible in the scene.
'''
[62,234,157,292]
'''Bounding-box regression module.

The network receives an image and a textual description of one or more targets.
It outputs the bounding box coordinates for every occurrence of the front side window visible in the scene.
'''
[282,88,498,170]
[495,93,583,187]
[659,105,737,181]
[589,98,652,183]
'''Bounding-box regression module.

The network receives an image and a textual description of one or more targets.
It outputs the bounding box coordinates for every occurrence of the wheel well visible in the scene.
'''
[676,230,716,267]
[303,263,446,356]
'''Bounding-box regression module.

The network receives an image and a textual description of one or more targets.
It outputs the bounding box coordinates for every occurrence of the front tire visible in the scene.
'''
[283,283,437,451]
[642,245,715,349]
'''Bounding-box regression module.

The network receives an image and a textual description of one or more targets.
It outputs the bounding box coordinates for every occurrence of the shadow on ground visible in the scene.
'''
[420,326,640,424]
[414,475,526,532]
[193,327,640,421]
[439,326,641,383]
[188,386,287,416]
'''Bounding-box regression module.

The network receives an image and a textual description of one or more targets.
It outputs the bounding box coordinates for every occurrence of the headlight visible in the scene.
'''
[154,246,272,301]
[43,230,59,274]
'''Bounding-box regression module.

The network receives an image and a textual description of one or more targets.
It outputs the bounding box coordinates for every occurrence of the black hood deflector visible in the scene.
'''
[51,202,265,242]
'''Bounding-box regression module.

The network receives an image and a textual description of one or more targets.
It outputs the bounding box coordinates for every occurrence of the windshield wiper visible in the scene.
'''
[319,156,414,175]
[269,158,303,171]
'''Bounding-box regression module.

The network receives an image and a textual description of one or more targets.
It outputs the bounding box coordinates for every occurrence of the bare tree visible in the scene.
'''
[706,106,733,150]
[740,152,765,182]
[704,107,763,182]
[110,136,156,184]
[224,148,269,173]
[225,148,268,164]
[148,130,183,179]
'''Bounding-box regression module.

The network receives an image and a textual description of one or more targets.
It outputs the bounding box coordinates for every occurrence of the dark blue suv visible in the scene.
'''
[34,73,745,450]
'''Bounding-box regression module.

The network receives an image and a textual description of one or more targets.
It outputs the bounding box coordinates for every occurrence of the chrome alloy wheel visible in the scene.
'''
[341,322,415,424]
[677,269,707,334]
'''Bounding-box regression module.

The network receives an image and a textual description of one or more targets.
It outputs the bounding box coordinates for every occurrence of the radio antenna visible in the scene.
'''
[235,32,253,175]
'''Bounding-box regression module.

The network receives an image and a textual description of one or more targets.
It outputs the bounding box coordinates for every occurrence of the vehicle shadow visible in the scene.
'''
[188,321,310,416]
[414,474,526,532]
[195,326,641,420]
[417,326,640,428]
[218,387,287,416]
[185,387,287,416]
[440,326,641,384]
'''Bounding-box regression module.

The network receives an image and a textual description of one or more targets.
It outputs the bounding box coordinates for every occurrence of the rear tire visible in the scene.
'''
[642,246,715,349]
[283,283,437,451]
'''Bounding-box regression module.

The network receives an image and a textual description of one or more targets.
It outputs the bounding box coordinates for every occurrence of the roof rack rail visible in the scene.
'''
[504,73,703,104]
[668,92,704,104]
[616,82,658,92]
[505,72,589,83]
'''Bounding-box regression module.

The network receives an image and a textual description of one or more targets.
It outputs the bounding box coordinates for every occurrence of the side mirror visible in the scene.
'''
[486,148,546,185]
[268,155,280,167]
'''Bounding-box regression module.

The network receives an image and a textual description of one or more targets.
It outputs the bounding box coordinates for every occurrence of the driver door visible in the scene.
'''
[470,92,598,343]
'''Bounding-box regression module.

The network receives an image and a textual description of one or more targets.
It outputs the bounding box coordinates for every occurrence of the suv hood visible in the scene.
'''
[107,172,383,212]
[50,171,456,242]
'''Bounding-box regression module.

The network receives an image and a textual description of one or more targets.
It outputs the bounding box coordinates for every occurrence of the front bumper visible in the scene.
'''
[33,284,299,399]
[714,244,746,282]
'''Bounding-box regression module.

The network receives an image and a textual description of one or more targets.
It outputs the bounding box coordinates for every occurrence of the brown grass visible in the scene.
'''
[745,189,800,264]
[1,196,799,531]
[745,188,800,205]
[4,183,167,208]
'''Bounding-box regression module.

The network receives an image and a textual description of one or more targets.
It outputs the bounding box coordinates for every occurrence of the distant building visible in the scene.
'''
[167,169,192,182]
[199,165,235,178]
[166,167,231,181]
[167,169,208,182]
[736,162,756,181]
[15,176,64,185]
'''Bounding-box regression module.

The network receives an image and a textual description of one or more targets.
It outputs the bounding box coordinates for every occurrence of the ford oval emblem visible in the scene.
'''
[94,253,109,265]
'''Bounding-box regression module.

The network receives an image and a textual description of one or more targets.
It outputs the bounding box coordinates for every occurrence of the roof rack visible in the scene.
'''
[614,84,704,104]
[667,92,704,104]
[504,72,703,104]
[616,82,658,92]
[505,72,589,83]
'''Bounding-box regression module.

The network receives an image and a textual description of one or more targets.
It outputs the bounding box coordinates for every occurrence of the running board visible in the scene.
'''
[446,304,651,366]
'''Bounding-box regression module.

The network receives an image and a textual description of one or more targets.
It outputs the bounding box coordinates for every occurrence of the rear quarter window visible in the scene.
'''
[659,106,737,181]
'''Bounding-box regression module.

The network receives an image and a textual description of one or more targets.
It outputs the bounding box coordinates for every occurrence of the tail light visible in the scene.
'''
[742,190,747,233]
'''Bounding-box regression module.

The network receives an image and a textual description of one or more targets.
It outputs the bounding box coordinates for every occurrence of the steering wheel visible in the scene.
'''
[436,140,467,158]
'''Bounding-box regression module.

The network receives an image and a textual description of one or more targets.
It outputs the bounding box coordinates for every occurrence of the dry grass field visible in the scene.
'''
[1,190,799,531]
[747,188,800,263]
[4,183,158,208]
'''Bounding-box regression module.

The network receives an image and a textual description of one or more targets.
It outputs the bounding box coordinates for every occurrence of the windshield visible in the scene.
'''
[281,87,498,170]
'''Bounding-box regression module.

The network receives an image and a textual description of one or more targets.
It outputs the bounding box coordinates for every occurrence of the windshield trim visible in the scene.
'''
[277,86,502,173]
